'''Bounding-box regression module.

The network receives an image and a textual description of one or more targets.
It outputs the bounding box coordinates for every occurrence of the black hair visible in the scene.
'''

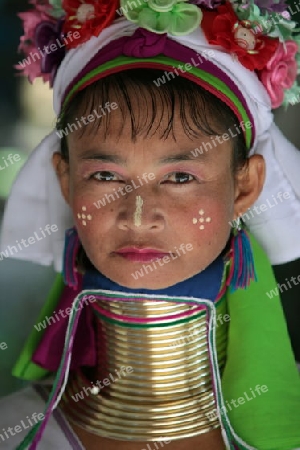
[56,68,249,173]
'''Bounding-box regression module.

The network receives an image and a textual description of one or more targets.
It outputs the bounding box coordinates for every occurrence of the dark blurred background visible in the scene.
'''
[0,0,299,397]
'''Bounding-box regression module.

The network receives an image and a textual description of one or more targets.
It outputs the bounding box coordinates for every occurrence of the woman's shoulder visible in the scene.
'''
[0,385,81,449]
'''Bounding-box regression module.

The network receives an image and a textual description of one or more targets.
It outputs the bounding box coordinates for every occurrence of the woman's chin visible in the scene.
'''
[100,269,196,291]
[110,276,178,290]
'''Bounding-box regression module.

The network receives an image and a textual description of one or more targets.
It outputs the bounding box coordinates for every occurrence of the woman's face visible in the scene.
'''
[56,97,239,289]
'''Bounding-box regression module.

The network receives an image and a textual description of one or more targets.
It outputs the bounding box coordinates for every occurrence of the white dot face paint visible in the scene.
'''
[77,206,93,226]
[134,196,143,227]
[192,210,212,230]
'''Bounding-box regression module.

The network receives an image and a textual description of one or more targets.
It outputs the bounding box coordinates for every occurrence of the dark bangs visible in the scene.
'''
[57,68,248,171]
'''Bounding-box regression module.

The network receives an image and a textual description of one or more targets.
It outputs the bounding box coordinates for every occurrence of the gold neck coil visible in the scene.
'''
[62,296,228,441]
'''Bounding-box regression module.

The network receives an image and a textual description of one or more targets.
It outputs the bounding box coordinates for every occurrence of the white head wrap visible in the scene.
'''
[1,17,300,271]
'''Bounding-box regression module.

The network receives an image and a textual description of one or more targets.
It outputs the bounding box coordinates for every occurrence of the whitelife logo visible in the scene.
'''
[18,31,80,69]
[0,153,22,171]
[0,413,45,443]
[71,366,133,402]
[93,173,156,209]
[56,102,118,138]
[131,244,193,280]
[0,224,58,261]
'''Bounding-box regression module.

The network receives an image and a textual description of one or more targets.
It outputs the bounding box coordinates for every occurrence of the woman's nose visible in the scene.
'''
[116,189,165,232]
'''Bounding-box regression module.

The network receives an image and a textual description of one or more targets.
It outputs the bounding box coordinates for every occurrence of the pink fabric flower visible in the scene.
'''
[29,0,52,14]
[18,9,51,42]
[15,44,51,84]
[258,41,298,109]
[16,8,55,83]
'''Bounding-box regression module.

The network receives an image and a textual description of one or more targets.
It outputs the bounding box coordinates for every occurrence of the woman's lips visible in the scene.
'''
[115,248,170,262]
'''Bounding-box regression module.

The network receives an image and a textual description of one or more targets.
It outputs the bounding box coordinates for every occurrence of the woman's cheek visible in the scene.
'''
[71,196,103,242]
[188,200,232,250]
[191,207,213,232]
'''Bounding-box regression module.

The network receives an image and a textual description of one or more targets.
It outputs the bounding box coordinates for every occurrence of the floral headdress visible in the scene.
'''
[4,0,300,276]
[17,0,300,108]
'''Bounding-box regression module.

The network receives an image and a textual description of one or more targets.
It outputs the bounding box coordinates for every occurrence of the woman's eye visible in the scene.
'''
[164,172,195,184]
[92,171,118,181]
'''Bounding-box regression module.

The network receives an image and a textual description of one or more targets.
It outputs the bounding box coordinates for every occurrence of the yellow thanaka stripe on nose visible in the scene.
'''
[134,195,143,227]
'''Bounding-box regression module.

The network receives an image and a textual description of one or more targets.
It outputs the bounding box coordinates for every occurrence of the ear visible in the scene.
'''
[233,154,265,220]
[52,152,71,205]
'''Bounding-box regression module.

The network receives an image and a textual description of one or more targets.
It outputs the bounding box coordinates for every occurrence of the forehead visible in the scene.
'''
[64,73,228,146]
[69,101,200,149]
[67,106,233,172]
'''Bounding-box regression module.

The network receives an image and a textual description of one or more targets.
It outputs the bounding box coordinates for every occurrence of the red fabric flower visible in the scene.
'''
[62,0,120,49]
[201,2,279,71]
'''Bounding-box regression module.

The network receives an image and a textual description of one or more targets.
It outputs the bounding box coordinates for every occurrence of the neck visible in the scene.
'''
[82,252,226,299]
[61,258,229,441]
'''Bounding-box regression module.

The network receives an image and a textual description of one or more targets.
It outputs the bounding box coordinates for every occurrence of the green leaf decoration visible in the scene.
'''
[120,0,202,35]
[48,0,65,18]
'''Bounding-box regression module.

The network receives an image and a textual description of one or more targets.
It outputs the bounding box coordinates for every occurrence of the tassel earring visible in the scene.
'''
[227,218,257,292]
[62,227,80,289]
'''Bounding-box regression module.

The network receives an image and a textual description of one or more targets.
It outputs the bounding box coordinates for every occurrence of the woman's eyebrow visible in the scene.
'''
[158,151,208,164]
[78,150,208,164]
[79,152,126,164]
